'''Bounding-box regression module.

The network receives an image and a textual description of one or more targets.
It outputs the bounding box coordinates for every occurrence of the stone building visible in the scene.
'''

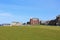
[11,22,22,26]
[48,20,56,25]
[30,18,40,25]
[56,15,60,26]
[1,23,11,26]
[48,15,60,26]
[40,20,49,25]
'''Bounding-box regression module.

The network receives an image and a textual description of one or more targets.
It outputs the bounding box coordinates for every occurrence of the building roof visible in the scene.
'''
[30,18,39,20]
[12,21,20,23]
[57,15,60,17]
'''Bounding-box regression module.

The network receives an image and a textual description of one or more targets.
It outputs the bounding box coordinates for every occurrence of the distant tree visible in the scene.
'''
[27,22,30,24]
[40,21,41,24]
[23,23,26,25]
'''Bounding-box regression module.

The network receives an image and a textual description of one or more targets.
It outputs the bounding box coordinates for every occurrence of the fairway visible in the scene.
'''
[0,25,60,40]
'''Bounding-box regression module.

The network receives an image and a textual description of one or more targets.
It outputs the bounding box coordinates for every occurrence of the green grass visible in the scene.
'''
[0,25,60,40]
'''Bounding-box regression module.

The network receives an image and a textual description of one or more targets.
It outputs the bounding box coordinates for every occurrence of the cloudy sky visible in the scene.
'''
[0,0,60,23]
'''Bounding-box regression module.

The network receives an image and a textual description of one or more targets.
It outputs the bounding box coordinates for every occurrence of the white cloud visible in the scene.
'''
[0,13,13,17]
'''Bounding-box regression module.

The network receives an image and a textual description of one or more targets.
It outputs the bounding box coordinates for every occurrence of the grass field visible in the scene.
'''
[0,25,60,40]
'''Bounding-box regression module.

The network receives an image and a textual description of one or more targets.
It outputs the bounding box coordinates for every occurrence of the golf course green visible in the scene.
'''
[0,25,60,40]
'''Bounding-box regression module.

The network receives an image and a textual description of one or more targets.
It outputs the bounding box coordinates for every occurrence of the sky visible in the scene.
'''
[0,0,60,23]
